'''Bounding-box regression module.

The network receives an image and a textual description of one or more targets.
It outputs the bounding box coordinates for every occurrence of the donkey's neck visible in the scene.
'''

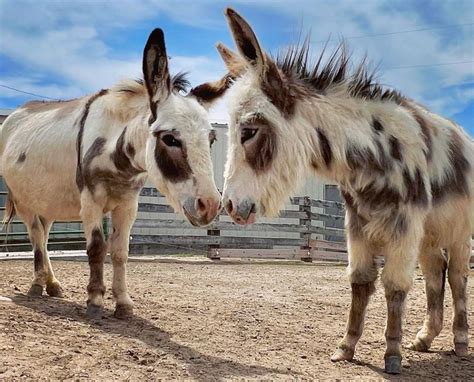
[297,95,405,187]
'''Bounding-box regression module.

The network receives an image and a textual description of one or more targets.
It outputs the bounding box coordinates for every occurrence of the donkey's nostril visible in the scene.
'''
[196,198,206,212]
[225,199,233,214]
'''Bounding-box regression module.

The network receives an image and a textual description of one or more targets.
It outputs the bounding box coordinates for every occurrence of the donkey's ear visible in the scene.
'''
[216,43,247,77]
[143,28,171,108]
[224,8,266,77]
[189,73,234,110]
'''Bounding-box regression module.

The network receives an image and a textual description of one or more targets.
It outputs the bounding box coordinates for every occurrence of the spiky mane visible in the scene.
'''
[115,72,191,95]
[275,38,404,103]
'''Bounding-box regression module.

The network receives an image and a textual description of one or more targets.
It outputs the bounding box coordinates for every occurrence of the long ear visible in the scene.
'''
[143,28,171,113]
[189,73,234,110]
[224,8,266,76]
[216,43,247,77]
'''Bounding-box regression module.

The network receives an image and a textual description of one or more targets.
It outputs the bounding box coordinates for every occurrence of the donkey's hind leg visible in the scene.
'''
[110,196,138,319]
[409,243,447,352]
[25,215,48,296]
[447,239,471,357]
[41,219,64,297]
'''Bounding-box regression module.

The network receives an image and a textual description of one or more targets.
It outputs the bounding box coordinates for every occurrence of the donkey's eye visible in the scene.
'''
[162,134,182,148]
[241,128,258,144]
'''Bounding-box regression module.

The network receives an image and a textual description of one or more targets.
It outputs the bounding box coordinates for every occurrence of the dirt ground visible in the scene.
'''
[0,258,472,381]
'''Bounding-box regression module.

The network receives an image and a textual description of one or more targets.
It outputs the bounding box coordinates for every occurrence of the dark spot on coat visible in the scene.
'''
[76,89,109,191]
[33,248,43,273]
[346,143,390,173]
[389,136,402,161]
[431,130,470,204]
[242,115,277,173]
[317,129,332,168]
[17,152,26,163]
[154,132,193,183]
[356,182,401,209]
[111,126,145,177]
[403,167,429,207]
[372,118,384,133]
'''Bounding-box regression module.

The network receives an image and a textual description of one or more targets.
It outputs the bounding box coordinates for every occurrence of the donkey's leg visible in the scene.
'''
[331,238,378,362]
[81,193,107,319]
[26,215,48,296]
[381,234,420,374]
[409,243,447,352]
[110,197,138,319]
[447,239,470,357]
[41,219,64,297]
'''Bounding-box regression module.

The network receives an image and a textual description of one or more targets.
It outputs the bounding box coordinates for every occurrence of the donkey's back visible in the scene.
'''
[0,98,87,220]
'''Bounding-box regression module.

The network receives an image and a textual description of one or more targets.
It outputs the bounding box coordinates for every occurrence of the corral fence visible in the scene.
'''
[1,187,473,265]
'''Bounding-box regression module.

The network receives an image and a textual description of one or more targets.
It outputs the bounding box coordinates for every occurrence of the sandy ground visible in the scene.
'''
[0,258,472,381]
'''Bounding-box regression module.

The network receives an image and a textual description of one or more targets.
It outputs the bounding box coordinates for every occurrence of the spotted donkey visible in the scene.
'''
[217,8,473,374]
[0,29,231,319]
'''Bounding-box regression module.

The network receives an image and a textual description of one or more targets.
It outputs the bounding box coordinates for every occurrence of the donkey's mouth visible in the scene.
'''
[183,207,211,227]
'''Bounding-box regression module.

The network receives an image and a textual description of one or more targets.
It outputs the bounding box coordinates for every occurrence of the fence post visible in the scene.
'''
[207,214,221,260]
[299,196,312,262]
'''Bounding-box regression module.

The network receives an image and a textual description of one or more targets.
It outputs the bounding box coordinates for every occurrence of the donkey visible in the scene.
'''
[0,28,231,319]
[217,8,473,374]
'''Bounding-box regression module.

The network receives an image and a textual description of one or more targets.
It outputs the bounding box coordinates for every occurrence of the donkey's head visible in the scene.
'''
[217,9,311,224]
[143,29,230,226]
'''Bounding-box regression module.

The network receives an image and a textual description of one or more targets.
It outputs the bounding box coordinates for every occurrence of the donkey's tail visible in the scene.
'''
[2,189,16,229]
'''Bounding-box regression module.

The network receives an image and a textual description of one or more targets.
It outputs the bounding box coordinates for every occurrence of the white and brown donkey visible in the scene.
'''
[217,8,473,374]
[0,28,231,319]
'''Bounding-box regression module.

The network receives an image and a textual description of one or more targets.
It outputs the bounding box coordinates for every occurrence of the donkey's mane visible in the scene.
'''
[114,72,191,95]
[275,38,404,104]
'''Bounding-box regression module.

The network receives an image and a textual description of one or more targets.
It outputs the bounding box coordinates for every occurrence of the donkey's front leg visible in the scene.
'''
[331,237,378,362]
[110,198,138,319]
[381,236,419,374]
[81,194,107,319]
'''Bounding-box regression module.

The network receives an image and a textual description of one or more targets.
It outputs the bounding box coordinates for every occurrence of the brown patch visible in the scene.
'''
[401,101,433,161]
[86,227,107,298]
[17,152,26,163]
[154,131,193,183]
[346,144,390,173]
[242,116,277,173]
[111,127,145,177]
[33,248,43,273]
[384,289,407,355]
[190,73,233,105]
[374,139,392,172]
[389,136,402,161]
[431,130,470,204]
[345,282,376,339]
[403,167,429,207]
[372,118,384,133]
[75,89,109,191]
[317,129,333,168]
[356,182,401,209]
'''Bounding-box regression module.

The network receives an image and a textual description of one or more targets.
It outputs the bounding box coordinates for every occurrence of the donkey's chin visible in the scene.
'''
[183,207,214,227]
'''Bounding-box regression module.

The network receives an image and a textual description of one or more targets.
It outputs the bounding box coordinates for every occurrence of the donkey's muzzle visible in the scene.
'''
[223,197,257,225]
[183,197,221,227]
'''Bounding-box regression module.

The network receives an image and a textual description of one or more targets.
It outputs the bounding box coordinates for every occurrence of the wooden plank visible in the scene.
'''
[310,239,347,251]
[131,234,306,247]
[308,225,346,238]
[208,248,307,260]
[138,203,175,213]
[310,250,348,262]
[310,212,345,224]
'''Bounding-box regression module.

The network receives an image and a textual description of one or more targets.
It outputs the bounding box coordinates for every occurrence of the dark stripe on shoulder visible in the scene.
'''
[403,167,429,207]
[317,129,333,168]
[111,126,145,176]
[76,89,108,191]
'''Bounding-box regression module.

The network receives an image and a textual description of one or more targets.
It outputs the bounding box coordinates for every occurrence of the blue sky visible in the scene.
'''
[0,0,472,134]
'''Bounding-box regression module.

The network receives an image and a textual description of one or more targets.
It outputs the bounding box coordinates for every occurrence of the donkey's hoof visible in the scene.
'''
[114,304,134,319]
[86,304,103,320]
[330,347,354,362]
[408,338,429,352]
[27,284,43,297]
[384,355,402,374]
[454,343,469,357]
[46,283,64,298]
